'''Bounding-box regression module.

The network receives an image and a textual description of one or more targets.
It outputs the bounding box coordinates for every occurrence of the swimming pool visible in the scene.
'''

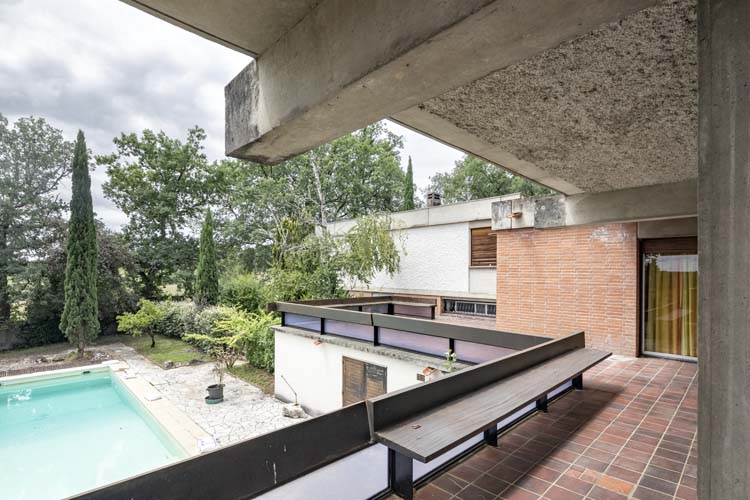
[0,367,186,500]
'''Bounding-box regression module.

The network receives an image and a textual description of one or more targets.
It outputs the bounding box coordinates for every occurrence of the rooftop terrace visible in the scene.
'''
[397,356,697,500]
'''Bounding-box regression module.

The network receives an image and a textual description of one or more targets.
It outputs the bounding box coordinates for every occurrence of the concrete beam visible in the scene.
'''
[491,179,697,230]
[226,0,658,162]
[697,1,750,498]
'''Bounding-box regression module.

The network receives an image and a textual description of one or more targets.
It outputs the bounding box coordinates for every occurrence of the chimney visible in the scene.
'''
[426,192,442,207]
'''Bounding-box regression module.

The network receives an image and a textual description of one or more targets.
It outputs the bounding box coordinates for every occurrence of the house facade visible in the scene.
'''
[331,198,697,360]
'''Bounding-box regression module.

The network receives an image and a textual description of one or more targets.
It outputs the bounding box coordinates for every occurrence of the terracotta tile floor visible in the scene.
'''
[390,356,698,500]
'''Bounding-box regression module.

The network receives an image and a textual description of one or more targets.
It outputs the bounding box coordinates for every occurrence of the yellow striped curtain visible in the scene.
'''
[645,255,698,357]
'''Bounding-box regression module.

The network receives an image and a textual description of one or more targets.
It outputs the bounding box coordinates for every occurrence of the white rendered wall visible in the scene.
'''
[275,330,430,415]
[468,267,496,295]
[370,223,467,293]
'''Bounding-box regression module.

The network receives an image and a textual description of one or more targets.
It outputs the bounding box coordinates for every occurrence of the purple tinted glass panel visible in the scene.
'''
[285,313,321,332]
[378,328,449,357]
[362,303,389,314]
[454,340,516,364]
[259,444,388,500]
[324,320,374,342]
[393,304,433,318]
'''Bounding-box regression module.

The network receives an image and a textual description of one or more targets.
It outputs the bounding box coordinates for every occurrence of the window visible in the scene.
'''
[641,237,698,359]
[470,227,496,267]
[443,299,496,317]
[342,357,387,406]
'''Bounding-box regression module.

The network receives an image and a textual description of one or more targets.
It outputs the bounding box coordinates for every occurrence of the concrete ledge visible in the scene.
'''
[492,179,697,230]
[116,369,212,457]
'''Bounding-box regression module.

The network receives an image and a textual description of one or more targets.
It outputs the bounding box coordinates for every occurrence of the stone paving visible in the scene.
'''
[100,343,302,447]
[389,356,698,500]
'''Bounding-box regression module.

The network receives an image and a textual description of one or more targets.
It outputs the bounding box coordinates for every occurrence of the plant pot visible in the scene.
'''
[207,383,224,400]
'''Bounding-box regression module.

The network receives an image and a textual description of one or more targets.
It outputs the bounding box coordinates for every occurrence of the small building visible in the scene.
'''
[327,194,520,321]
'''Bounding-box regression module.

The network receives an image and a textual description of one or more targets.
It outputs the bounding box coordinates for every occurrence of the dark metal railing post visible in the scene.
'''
[320,317,325,334]
[388,448,414,500]
[536,394,548,413]
[572,374,583,390]
[374,325,380,346]
[483,425,498,447]
[280,312,286,327]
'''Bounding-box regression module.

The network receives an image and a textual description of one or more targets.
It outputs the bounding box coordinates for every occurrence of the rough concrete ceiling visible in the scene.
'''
[420,0,697,193]
[121,0,320,56]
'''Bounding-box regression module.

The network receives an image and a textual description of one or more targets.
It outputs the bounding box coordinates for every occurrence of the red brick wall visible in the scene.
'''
[495,223,638,356]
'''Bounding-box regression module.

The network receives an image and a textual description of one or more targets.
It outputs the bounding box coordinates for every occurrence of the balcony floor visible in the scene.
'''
[393,356,698,500]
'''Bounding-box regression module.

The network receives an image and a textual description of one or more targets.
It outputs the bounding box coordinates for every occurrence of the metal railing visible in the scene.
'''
[73,303,583,500]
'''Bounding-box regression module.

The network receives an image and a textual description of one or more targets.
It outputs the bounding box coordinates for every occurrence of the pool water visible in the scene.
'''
[0,370,186,500]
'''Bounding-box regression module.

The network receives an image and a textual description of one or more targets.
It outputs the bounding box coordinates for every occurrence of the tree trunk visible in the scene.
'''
[150,334,156,349]
[77,327,85,359]
[0,224,10,320]
[310,152,327,227]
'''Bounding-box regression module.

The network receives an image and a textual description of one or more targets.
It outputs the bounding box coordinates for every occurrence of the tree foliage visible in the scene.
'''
[216,122,405,271]
[60,131,99,357]
[194,209,219,306]
[23,224,139,346]
[340,215,403,286]
[117,299,165,348]
[403,156,416,210]
[0,114,73,320]
[426,155,553,203]
[99,127,222,297]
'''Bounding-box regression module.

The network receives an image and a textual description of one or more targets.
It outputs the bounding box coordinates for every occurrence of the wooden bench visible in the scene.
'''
[366,332,610,499]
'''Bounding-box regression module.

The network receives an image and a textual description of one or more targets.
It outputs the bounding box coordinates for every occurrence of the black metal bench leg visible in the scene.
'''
[572,374,583,390]
[536,394,548,413]
[388,449,414,500]
[483,425,498,447]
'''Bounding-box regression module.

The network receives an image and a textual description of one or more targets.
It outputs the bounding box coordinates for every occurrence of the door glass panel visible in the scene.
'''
[643,253,698,358]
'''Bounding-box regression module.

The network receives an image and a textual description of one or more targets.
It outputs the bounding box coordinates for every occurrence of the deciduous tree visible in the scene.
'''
[99,127,221,296]
[0,114,73,319]
[426,155,552,203]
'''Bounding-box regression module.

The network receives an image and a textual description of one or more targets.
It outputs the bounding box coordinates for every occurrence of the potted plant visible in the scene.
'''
[184,334,243,404]
[207,358,225,401]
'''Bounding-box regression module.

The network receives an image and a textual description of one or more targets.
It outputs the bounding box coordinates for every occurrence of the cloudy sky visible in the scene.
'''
[0,0,464,229]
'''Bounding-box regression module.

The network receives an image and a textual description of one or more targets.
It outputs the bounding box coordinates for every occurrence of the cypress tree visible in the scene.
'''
[194,209,219,306]
[60,130,99,358]
[403,156,415,210]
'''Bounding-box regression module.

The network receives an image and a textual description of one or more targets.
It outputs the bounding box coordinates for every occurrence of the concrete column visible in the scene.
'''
[698,1,750,498]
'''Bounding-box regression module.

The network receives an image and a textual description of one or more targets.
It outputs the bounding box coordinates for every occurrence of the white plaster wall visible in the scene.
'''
[366,223,472,295]
[469,267,496,295]
[274,331,428,415]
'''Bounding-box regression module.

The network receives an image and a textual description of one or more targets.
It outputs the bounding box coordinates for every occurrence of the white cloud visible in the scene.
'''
[0,0,462,228]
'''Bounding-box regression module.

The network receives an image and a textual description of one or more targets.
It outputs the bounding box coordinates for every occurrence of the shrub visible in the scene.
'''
[212,309,279,372]
[219,272,268,313]
[154,301,196,338]
[116,299,165,348]
[266,267,344,303]
[152,301,230,339]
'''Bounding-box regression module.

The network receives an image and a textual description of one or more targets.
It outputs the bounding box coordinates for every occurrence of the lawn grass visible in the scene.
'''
[118,334,209,367]
[228,363,275,394]
[0,341,70,360]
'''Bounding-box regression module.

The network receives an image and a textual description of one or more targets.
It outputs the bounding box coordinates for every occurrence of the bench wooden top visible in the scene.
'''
[374,348,610,462]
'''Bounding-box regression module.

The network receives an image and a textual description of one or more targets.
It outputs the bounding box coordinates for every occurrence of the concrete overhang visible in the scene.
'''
[120,0,320,56]
[127,0,697,200]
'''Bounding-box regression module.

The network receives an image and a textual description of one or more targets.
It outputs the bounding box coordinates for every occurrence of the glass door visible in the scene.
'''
[641,238,698,360]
